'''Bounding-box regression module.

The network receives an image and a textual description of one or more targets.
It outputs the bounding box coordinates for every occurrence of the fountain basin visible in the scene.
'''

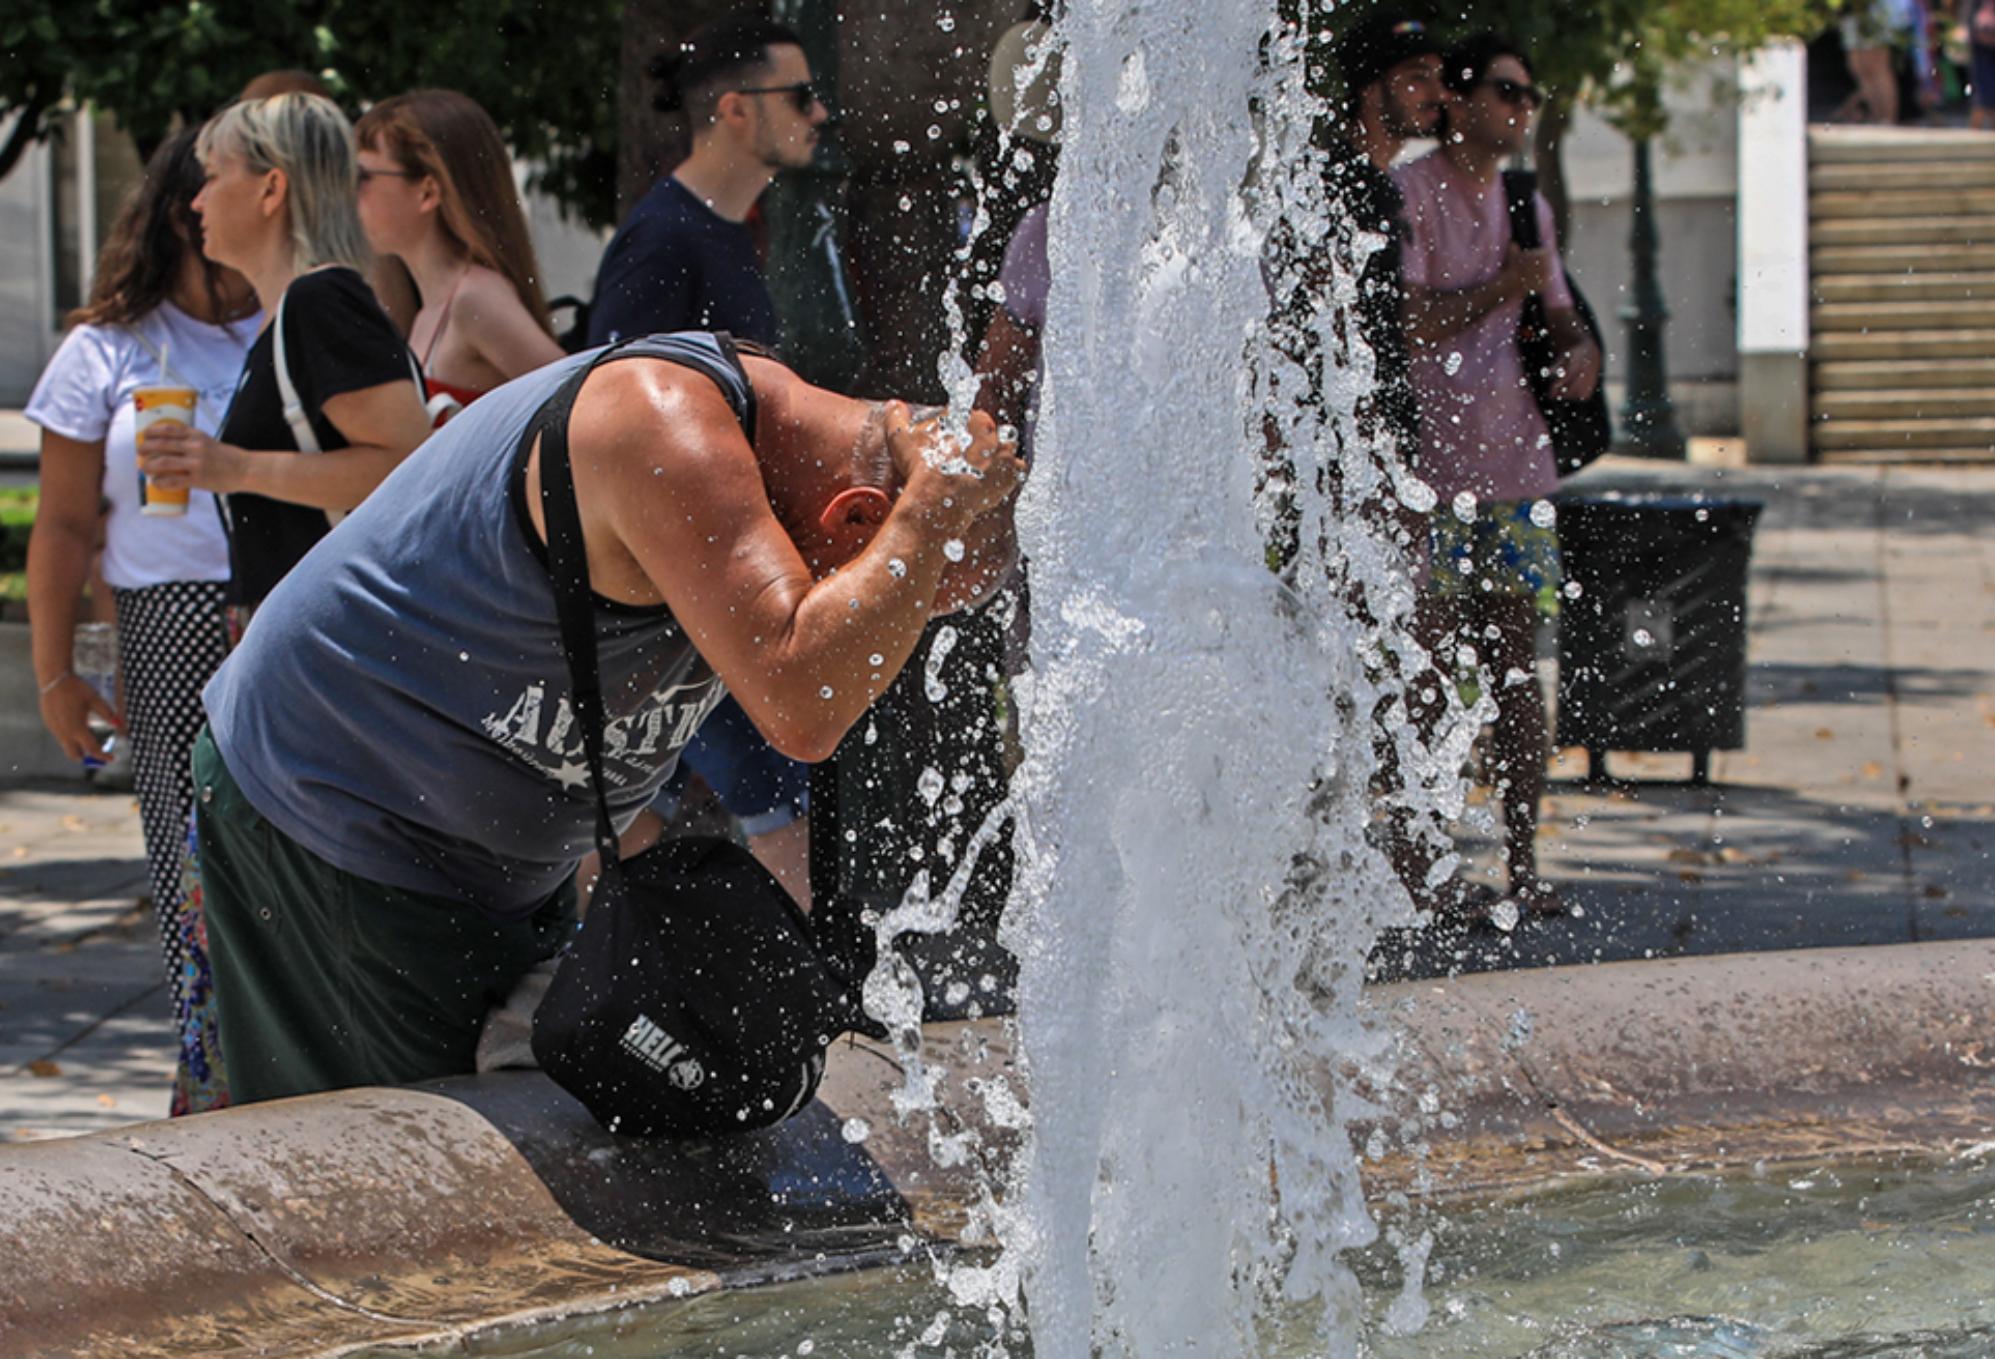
[4,939,1989,1357]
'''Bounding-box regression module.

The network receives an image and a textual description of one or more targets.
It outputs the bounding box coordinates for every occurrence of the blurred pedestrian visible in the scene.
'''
[1960,0,1995,127]
[972,14,1062,446]
[1397,34,1601,917]
[22,127,260,1113]
[1840,0,1916,123]
[581,12,831,910]
[354,90,564,423]
[138,93,430,617]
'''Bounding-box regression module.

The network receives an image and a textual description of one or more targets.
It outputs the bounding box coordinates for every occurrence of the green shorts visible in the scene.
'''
[1430,497,1564,619]
[193,727,574,1104]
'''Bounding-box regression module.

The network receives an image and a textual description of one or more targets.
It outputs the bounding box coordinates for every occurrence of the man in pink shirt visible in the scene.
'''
[1395,33,1601,918]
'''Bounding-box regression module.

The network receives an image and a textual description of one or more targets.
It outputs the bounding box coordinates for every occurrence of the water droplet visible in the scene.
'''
[1451,491,1478,523]
[458,651,469,662]
[1529,499,1557,529]
[887,557,908,578]
[899,194,914,210]
[917,766,946,804]
[927,123,943,140]
[935,11,955,30]
[819,685,835,699]
[892,139,911,155]
[1443,350,1464,376]
[868,652,885,667]
[943,538,966,562]
[840,1117,871,1143]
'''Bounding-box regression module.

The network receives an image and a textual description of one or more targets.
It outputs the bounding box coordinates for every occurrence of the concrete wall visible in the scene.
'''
[0,129,58,409]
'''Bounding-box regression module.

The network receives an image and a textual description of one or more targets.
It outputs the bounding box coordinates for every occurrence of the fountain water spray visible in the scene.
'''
[991,1,1468,1354]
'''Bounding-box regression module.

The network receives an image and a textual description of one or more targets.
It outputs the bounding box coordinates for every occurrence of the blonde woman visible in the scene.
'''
[354,90,564,421]
[139,93,431,611]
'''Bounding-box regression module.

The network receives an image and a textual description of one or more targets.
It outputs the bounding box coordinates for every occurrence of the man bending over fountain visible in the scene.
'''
[187,332,1023,1103]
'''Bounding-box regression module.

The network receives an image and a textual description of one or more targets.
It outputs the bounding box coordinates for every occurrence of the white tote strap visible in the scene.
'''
[272,288,321,456]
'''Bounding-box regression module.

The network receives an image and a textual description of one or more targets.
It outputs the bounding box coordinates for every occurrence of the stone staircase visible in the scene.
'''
[1809,126,1995,464]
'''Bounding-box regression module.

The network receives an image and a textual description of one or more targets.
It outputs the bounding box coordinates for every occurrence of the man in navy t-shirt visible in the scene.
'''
[586,12,830,908]
[589,13,823,349]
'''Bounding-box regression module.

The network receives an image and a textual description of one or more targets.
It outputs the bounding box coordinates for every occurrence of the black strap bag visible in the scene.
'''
[524,345,863,1138]
[1502,169,1612,478]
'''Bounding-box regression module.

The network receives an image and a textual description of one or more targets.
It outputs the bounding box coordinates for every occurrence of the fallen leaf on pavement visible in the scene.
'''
[1676,869,1704,884]
[1666,847,1715,865]
[26,1060,60,1078]
[1816,728,1835,740]
[1718,846,1752,864]
[96,1094,116,1108]
[1860,761,1884,779]
[9,847,27,859]
[60,815,85,832]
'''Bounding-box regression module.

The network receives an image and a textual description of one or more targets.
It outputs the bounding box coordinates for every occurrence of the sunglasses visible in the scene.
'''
[736,80,819,114]
[1478,77,1544,110]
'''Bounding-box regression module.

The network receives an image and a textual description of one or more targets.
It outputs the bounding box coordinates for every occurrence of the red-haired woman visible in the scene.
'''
[354,90,564,422]
[23,127,260,1114]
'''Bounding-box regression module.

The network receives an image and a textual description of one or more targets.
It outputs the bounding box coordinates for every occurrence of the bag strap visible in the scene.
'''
[272,288,322,456]
[523,345,633,867]
[1501,168,1542,253]
[521,333,758,869]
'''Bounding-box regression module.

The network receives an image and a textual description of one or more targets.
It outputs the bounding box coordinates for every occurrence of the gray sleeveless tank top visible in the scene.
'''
[204,333,753,914]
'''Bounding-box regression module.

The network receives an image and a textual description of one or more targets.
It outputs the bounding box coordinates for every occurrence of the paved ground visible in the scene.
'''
[1385,459,1995,979]
[0,458,1989,1141]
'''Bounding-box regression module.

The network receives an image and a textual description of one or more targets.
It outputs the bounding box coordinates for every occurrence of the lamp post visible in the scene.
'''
[762,0,868,392]
[1616,137,1687,459]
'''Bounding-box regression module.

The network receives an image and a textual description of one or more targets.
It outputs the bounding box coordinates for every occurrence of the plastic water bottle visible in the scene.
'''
[71,622,119,770]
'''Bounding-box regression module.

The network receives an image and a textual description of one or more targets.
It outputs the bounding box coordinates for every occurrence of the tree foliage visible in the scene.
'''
[0,0,623,225]
[1302,0,1840,139]
[1459,0,1841,140]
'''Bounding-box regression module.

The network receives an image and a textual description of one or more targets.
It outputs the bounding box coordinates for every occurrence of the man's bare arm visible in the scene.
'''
[1403,244,1547,348]
[568,366,1021,762]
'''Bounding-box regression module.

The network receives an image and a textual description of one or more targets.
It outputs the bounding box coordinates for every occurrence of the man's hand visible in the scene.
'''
[888,405,1026,527]
[137,423,247,495]
[1543,311,1603,401]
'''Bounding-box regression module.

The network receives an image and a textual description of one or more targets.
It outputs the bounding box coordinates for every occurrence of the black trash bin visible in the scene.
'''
[1552,493,1762,784]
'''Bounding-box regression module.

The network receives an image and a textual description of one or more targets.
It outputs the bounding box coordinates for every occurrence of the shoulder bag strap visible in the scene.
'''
[1501,168,1541,253]
[524,346,632,867]
[271,288,322,456]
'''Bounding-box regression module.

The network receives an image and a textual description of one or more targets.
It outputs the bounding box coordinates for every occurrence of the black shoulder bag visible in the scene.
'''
[1502,169,1612,477]
[524,348,862,1139]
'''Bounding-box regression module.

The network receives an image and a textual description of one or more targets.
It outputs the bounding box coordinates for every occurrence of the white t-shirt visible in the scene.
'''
[24,302,259,590]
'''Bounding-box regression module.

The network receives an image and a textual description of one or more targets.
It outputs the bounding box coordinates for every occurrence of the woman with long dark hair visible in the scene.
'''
[23,126,260,1114]
[354,90,564,421]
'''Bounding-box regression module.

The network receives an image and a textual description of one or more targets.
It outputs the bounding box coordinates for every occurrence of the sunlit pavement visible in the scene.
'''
[2,462,1992,1137]
[0,780,168,1140]
[1381,459,1995,980]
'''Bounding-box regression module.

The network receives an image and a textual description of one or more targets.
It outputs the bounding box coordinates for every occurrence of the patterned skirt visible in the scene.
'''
[111,580,231,1114]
